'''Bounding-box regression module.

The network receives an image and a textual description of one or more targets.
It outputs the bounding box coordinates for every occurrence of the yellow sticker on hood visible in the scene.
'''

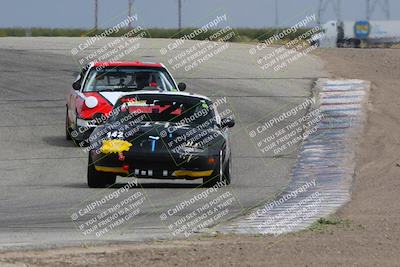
[100,139,132,154]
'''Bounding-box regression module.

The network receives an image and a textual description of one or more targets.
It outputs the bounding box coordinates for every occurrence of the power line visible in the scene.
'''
[317,0,391,24]
[317,0,342,24]
[367,0,390,20]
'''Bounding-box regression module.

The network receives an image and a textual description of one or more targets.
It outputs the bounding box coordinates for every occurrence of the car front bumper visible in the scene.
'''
[90,150,219,179]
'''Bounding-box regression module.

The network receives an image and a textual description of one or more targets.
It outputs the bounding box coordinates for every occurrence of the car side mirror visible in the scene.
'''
[221,117,235,128]
[178,82,186,91]
[72,81,81,90]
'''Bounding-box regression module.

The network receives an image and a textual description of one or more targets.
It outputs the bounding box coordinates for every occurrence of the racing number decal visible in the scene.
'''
[106,131,124,139]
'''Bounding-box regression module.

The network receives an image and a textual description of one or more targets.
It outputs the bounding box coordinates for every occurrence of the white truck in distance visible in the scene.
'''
[316,20,400,48]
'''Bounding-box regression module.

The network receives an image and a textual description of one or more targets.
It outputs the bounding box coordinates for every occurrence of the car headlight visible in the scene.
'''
[85,96,98,109]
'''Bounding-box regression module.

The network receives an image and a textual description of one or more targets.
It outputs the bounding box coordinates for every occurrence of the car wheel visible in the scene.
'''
[87,153,116,188]
[223,153,232,185]
[78,139,90,148]
[202,150,230,187]
[65,107,72,141]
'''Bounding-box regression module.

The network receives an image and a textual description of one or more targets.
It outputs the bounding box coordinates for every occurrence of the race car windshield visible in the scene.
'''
[82,67,176,92]
[109,95,216,126]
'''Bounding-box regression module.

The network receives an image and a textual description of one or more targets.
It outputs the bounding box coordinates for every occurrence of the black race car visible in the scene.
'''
[87,91,235,188]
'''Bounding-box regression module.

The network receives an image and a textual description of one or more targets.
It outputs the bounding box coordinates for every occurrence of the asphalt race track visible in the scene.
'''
[0,38,327,248]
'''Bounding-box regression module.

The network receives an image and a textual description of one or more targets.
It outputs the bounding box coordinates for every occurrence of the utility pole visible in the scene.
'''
[366,0,371,20]
[317,0,342,25]
[367,0,390,20]
[384,0,391,19]
[178,0,182,30]
[385,0,390,19]
[336,0,342,21]
[274,0,279,27]
[128,0,134,29]
[94,0,98,30]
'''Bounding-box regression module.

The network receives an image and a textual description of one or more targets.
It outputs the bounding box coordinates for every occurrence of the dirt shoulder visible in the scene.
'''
[1,48,399,267]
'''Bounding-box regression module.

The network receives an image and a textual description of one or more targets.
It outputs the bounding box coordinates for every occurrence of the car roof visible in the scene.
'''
[93,61,164,68]
[119,91,212,102]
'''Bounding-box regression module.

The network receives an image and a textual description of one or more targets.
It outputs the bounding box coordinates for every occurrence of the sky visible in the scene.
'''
[0,0,399,29]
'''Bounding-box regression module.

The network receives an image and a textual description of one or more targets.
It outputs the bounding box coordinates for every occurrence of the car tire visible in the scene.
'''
[65,107,72,141]
[67,110,90,147]
[87,153,116,188]
[202,150,230,187]
[78,140,90,148]
[223,154,232,185]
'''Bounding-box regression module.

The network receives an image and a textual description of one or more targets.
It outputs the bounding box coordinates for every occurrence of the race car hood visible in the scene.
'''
[90,121,224,154]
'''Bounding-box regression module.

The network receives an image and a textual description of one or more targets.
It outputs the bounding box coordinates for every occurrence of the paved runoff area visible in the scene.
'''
[0,37,331,248]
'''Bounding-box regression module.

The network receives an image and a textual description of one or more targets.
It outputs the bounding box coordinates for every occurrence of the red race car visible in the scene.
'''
[66,61,186,146]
